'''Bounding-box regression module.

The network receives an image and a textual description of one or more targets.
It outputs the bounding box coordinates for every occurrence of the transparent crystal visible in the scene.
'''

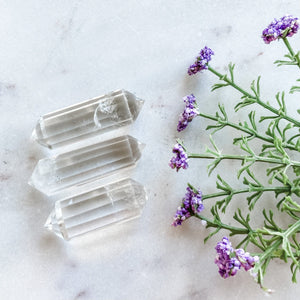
[45,179,146,240]
[29,135,143,196]
[32,89,144,149]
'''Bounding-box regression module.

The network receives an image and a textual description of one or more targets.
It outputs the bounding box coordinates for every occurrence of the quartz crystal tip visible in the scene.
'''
[128,135,145,162]
[44,206,69,240]
[135,98,145,117]
[131,179,147,207]
[31,120,51,148]
[28,158,56,195]
[31,127,37,141]
[124,90,144,121]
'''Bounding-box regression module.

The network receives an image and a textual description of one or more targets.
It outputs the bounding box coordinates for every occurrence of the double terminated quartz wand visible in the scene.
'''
[32,89,144,149]
[29,135,144,197]
[45,178,147,240]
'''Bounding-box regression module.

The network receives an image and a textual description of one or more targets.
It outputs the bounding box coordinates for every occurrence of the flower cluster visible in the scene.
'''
[172,206,190,227]
[262,15,299,44]
[215,237,241,278]
[177,94,199,132]
[172,186,204,226]
[188,46,214,75]
[235,248,259,272]
[215,237,259,279]
[169,143,188,171]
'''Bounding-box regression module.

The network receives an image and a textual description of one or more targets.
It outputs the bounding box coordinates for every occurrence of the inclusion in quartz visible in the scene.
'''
[45,178,147,240]
[32,89,144,149]
[29,135,144,197]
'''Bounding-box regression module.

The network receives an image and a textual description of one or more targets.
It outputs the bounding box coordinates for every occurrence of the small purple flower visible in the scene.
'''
[177,94,199,132]
[215,237,259,279]
[215,237,241,278]
[172,205,191,226]
[188,46,214,75]
[262,15,299,44]
[186,187,204,214]
[235,248,259,271]
[172,186,204,226]
[169,143,189,171]
[217,256,241,279]
[183,94,196,105]
[215,237,234,256]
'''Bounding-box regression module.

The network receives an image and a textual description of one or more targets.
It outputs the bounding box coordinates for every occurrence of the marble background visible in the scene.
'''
[1,0,300,299]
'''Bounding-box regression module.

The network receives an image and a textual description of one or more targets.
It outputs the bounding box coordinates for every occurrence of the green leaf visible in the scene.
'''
[290,86,300,94]
[207,158,221,176]
[250,76,261,98]
[218,103,228,120]
[211,83,229,91]
[248,111,257,131]
[247,191,263,210]
[204,227,221,243]
[234,97,255,111]
[228,62,235,82]
[293,166,300,176]
[237,161,254,179]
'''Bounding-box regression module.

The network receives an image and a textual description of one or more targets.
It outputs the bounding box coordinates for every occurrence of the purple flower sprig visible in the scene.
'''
[188,46,214,75]
[171,18,300,290]
[215,237,259,279]
[169,141,189,172]
[262,15,300,69]
[172,185,204,226]
[262,15,299,44]
[188,46,300,128]
[177,94,199,132]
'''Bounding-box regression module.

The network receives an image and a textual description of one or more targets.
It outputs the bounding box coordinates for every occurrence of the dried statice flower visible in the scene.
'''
[188,46,214,75]
[235,248,259,271]
[183,94,197,106]
[177,94,199,132]
[172,205,191,227]
[172,186,204,226]
[215,237,234,256]
[169,143,189,171]
[215,237,259,279]
[185,186,204,214]
[262,15,299,44]
[215,237,241,278]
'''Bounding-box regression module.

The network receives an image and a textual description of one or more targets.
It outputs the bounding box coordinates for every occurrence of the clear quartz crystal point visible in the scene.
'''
[32,90,144,149]
[44,179,147,240]
[29,135,144,196]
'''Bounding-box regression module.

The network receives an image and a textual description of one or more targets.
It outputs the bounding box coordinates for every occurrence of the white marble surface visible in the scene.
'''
[1,1,300,299]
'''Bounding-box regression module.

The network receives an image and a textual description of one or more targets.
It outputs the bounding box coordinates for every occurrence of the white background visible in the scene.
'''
[1,1,300,299]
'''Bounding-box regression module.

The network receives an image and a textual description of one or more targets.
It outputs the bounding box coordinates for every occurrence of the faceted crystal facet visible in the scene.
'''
[29,135,143,196]
[32,90,144,149]
[45,179,146,240]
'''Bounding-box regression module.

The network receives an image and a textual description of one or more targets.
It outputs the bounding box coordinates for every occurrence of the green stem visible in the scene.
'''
[284,219,300,237]
[201,186,291,201]
[187,152,300,167]
[283,37,296,57]
[257,238,282,264]
[207,66,300,127]
[194,213,250,235]
[258,220,300,262]
[199,112,297,151]
[282,37,300,69]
